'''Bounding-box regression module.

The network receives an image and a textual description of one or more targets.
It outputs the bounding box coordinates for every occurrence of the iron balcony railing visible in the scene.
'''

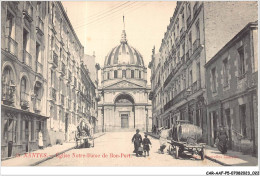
[5,36,18,57]
[164,89,186,112]
[23,2,33,22]
[23,49,32,68]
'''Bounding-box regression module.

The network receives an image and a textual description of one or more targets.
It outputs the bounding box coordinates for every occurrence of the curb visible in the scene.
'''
[145,132,231,166]
[31,133,105,166]
[205,155,231,166]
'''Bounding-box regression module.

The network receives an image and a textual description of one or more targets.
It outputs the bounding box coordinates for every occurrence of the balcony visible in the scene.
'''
[164,89,187,112]
[33,98,41,113]
[23,4,33,23]
[186,15,191,28]
[50,51,58,68]
[186,49,192,62]
[50,87,56,101]
[23,50,32,68]
[180,27,185,38]
[193,39,201,53]
[36,61,43,75]
[20,92,29,110]
[36,16,44,36]
[5,36,18,57]
[2,81,16,106]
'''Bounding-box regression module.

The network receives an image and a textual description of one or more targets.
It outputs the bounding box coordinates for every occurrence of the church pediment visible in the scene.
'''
[104,80,143,89]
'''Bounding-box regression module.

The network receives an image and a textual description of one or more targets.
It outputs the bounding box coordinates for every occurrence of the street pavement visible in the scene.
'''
[1,132,105,166]
[146,132,258,166]
[37,132,220,166]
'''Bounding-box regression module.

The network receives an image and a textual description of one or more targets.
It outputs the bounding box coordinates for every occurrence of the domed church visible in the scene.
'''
[97,18,152,132]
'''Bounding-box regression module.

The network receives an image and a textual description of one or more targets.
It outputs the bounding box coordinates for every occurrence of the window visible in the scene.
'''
[238,47,245,77]
[182,13,184,27]
[107,72,110,79]
[6,10,15,39]
[189,32,192,51]
[211,67,216,93]
[122,70,126,78]
[3,118,17,144]
[239,105,247,137]
[20,77,27,102]
[196,20,200,40]
[197,62,201,88]
[51,3,55,24]
[114,70,118,78]
[139,71,141,79]
[23,29,29,51]
[189,69,193,86]
[223,58,228,86]
[131,70,134,78]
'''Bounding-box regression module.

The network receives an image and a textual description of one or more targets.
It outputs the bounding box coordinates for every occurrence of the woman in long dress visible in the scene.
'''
[38,130,43,149]
[131,129,142,157]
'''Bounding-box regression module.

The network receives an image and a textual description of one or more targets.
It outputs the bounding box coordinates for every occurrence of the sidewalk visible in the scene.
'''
[1,132,105,166]
[145,132,258,166]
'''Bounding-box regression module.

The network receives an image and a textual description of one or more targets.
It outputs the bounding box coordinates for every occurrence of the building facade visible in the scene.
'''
[149,1,257,143]
[98,28,152,132]
[1,1,98,158]
[205,22,258,156]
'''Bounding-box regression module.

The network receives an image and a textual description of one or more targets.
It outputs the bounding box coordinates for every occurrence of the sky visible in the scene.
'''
[62,1,177,83]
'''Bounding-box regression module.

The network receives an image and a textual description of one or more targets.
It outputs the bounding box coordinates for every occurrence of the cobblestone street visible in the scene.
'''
[38,132,220,166]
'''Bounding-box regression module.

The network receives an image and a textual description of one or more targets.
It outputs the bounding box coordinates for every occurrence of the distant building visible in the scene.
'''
[149,1,257,143]
[1,1,98,158]
[205,22,258,156]
[98,24,152,132]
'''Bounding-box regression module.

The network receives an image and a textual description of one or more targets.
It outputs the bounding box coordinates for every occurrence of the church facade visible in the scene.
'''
[97,28,152,132]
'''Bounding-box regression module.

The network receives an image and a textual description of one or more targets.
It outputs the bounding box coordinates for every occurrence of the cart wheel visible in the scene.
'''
[175,146,179,159]
[200,148,205,160]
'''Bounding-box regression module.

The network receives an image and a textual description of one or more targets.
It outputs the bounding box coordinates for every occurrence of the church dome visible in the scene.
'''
[104,30,144,67]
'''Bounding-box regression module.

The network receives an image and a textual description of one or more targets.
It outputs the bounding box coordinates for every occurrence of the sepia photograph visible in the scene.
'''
[0,0,259,175]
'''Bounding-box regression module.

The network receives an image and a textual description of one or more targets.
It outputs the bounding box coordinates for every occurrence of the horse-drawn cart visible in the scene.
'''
[168,120,206,160]
[75,117,94,149]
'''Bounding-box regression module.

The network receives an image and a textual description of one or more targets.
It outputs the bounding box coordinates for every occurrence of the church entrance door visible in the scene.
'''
[121,114,129,128]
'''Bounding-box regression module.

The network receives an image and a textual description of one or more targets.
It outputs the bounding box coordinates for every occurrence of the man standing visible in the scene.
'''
[132,129,142,157]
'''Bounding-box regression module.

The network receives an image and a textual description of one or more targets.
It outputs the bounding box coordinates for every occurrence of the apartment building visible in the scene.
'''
[1,1,98,158]
[205,22,258,155]
[149,1,257,143]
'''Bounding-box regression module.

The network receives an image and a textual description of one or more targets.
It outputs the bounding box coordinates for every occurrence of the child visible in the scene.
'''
[142,134,152,157]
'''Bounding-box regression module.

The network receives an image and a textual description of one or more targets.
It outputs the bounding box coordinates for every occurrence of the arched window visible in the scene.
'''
[2,66,15,105]
[114,70,117,78]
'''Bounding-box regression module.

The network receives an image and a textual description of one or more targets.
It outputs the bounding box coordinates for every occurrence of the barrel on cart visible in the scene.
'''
[168,120,206,160]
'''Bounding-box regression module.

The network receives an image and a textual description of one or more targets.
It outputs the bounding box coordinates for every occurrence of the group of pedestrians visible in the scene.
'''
[131,129,152,157]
